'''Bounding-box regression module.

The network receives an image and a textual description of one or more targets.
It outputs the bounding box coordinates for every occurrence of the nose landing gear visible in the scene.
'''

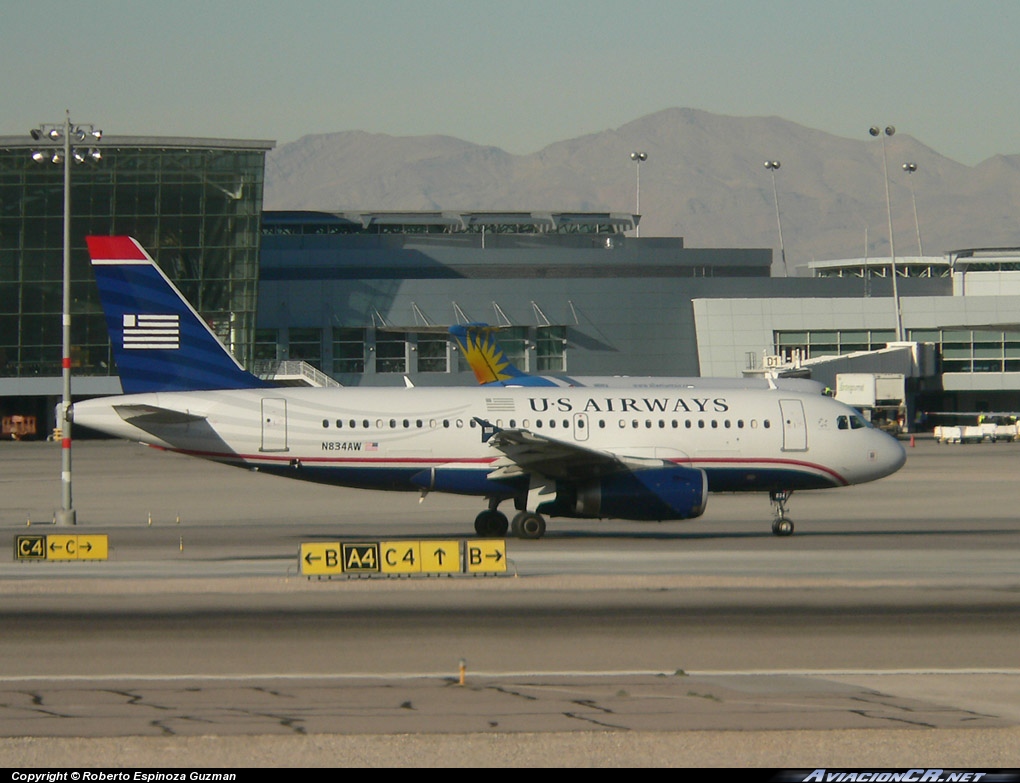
[770,489,794,536]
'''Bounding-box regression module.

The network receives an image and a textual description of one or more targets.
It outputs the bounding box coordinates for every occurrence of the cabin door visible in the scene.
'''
[779,399,807,452]
[260,397,289,452]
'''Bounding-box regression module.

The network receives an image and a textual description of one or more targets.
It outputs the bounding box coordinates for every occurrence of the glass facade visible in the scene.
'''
[0,137,272,382]
[775,327,1020,375]
[775,329,896,361]
[909,328,1020,373]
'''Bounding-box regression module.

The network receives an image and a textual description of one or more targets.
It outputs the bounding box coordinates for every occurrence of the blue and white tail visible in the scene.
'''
[86,236,268,394]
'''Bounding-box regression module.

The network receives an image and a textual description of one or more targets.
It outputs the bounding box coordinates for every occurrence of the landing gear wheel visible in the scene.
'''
[474,509,509,537]
[769,489,794,537]
[511,511,546,540]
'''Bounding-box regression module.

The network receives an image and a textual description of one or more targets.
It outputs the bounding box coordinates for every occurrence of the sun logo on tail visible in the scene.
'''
[462,329,513,384]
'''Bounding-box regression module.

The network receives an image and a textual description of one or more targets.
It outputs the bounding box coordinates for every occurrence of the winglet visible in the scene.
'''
[472,416,501,443]
[86,236,269,394]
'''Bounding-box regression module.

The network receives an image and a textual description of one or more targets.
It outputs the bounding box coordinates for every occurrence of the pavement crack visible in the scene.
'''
[573,698,613,715]
[487,685,538,702]
[850,709,936,728]
[106,689,172,711]
[564,711,629,730]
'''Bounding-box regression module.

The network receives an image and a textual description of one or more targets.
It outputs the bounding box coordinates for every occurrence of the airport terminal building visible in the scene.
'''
[0,134,273,428]
[2,133,1020,434]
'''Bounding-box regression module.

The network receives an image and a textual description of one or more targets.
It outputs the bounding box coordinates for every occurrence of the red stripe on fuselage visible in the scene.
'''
[146,447,848,485]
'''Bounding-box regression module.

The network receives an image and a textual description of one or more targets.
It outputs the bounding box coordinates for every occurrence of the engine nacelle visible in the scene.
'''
[539,465,708,521]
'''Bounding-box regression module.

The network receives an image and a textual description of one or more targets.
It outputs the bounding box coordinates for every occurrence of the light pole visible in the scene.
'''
[869,125,904,342]
[764,160,788,277]
[902,162,923,257]
[630,152,647,236]
[30,111,103,526]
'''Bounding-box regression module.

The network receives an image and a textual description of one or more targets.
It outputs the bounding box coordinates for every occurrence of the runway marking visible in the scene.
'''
[1,668,1019,683]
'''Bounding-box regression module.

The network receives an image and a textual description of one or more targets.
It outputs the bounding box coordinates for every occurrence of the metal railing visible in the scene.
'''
[253,360,341,387]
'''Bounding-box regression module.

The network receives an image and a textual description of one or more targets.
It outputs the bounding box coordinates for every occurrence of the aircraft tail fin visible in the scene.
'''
[86,236,269,394]
[449,323,559,387]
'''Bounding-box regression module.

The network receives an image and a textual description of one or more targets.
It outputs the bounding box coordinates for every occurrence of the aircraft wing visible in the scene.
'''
[481,422,666,482]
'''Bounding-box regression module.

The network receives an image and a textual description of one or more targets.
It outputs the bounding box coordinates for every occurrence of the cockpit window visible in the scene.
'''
[838,414,871,430]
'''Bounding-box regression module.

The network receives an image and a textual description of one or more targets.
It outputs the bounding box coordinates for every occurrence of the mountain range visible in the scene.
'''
[263,107,1020,274]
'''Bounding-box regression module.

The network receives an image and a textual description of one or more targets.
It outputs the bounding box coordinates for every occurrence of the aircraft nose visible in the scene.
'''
[873,431,907,479]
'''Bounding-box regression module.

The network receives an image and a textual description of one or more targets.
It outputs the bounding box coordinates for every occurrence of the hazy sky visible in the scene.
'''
[3,0,1017,165]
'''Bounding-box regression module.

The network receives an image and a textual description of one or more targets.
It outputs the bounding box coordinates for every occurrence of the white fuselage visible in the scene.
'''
[73,385,906,496]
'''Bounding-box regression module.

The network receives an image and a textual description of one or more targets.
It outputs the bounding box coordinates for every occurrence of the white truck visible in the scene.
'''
[834,373,906,434]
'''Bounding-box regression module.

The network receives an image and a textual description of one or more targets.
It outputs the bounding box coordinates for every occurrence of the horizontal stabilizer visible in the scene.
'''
[113,404,207,425]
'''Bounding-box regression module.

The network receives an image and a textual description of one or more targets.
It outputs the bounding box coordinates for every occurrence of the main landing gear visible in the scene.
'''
[770,489,794,536]
[474,508,508,537]
[473,502,547,540]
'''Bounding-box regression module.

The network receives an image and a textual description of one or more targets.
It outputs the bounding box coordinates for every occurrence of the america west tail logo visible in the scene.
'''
[449,324,515,384]
[448,324,561,387]
[86,236,267,394]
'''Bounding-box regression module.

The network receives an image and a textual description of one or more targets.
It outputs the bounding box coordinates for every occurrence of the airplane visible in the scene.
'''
[72,236,907,539]
[448,323,826,393]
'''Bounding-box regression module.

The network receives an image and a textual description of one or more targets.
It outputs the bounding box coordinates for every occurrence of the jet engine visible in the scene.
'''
[540,465,708,521]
